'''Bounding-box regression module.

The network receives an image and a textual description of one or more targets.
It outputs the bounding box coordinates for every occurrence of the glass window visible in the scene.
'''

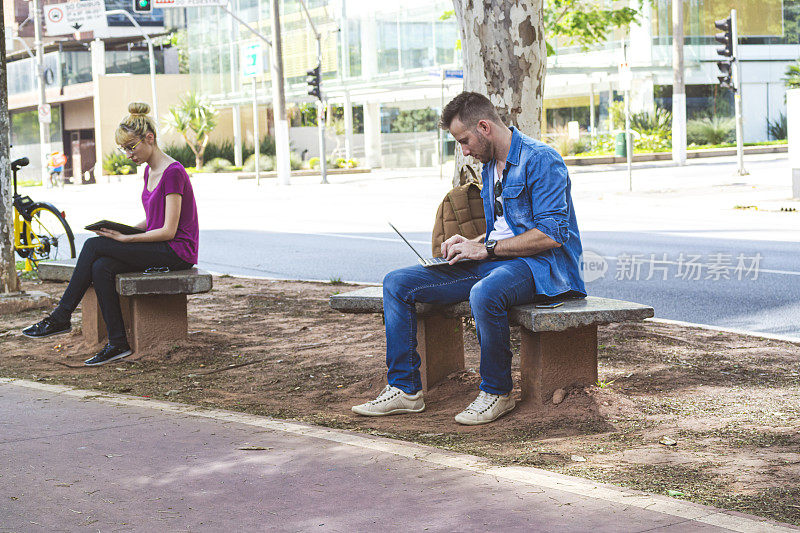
[10,106,63,146]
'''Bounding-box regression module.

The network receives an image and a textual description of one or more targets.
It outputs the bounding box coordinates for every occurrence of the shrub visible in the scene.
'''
[346,158,359,168]
[290,152,302,171]
[103,152,136,175]
[202,157,234,173]
[768,113,787,140]
[687,117,735,145]
[308,157,320,169]
[333,157,348,168]
[243,154,275,172]
[164,135,277,168]
[631,107,672,136]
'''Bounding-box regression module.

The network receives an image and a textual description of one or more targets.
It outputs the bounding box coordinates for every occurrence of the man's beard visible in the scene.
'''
[473,131,493,163]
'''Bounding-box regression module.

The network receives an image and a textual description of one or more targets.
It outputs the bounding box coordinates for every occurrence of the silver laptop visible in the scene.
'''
[388,222,451,267]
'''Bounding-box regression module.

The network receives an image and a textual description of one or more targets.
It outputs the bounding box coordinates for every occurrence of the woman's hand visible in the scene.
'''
[93,228,132,242]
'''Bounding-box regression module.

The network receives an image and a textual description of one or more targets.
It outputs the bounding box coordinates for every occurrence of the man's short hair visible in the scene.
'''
[440,92,504,130]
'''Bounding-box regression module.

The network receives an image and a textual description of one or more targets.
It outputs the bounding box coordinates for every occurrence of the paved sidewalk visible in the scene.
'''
[2,379,796,532]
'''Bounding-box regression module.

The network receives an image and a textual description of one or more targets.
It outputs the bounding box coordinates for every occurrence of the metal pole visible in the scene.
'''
[253,77,260,185]
[672,0,686,165]
[732,9,748,176]
[32,0,51,187]
[297,0,328,183]
[625,88,632,191]
[105,10,159,130]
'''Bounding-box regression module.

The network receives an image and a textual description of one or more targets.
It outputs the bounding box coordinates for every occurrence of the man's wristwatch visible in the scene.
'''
[485,239,498,259]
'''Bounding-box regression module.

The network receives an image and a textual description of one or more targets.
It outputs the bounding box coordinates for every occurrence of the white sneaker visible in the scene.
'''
[454,390,516,425]
[351,385,425,416]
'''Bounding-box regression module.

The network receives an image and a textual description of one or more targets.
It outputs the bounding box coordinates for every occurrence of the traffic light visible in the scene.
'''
[133,0,152,13]
[306,64,321,100]
[714,16,734,89]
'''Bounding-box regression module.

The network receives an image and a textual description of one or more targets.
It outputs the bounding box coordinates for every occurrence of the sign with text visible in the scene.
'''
[43,0,108,35]
[241,43,263,78]
[153,0,226,7]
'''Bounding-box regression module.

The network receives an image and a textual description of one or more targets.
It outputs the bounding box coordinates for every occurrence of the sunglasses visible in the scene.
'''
[494,165,509,218]
[117,138,142,155]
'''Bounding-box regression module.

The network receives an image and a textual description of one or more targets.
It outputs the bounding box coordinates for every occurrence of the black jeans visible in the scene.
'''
[51,237,193,345]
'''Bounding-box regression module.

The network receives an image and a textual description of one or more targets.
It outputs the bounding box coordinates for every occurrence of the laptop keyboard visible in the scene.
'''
[421,257,449,267]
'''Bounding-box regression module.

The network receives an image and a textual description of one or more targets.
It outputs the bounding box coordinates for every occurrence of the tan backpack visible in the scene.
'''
[431,166,486,257]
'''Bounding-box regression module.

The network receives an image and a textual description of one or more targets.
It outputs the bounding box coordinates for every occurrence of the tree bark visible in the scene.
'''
[451,0,546,186]
[0,12,22,293]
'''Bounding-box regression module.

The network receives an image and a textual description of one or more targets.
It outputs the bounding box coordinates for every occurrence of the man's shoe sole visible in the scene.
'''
[21,327,72,339]
[351,404,425,416]
[454,402,516,426]
[84,349,133,367]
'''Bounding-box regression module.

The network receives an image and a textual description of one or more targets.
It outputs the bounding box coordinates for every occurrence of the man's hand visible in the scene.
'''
[93,228,132,243]
[441,234,468,258]
[444,239,489,264]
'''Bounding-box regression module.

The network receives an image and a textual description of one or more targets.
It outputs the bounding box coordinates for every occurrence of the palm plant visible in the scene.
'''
[164,91,218,169]
[767,113,787,140]
[687,117,735,145]
[785,60,800,89]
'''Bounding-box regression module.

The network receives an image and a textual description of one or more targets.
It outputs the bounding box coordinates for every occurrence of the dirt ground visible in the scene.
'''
[2,275,800,526]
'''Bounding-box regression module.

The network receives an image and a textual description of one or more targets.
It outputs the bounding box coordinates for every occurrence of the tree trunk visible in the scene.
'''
[451,0,546,186]
[0,14,21,293]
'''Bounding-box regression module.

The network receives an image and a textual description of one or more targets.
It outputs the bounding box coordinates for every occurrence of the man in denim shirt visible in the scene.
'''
[353,92,586,425]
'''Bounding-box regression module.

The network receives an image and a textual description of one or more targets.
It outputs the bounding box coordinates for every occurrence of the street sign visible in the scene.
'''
[618,62,632,91]
[444,69,463,79]
[241,43,263,78]
[153,0,226,6]
[38,104,52,124]
[43,0,108,36]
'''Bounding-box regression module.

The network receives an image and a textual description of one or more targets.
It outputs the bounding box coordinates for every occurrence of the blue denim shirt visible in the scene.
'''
[482,127,587,298]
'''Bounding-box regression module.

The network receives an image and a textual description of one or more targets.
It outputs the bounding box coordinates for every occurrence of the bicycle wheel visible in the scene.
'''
[19,202,76,263]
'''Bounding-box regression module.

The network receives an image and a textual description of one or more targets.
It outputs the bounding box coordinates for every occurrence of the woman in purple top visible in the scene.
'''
[22,102,200,366]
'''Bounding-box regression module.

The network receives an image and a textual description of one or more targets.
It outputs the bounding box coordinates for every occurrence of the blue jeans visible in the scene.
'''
[383,259,536,396]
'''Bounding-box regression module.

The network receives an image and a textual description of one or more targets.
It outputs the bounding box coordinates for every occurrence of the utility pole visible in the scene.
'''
[270,0,291,185]
[32,0,52,187]
[1,14,22,293]
[671,0,687,165]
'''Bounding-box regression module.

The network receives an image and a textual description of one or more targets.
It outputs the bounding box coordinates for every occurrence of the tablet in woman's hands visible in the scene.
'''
[84,220,145,235]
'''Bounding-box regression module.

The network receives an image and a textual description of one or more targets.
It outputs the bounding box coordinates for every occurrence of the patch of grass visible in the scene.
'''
[232,284,244,288]
[328,277,344,285]
[595,378,615,388]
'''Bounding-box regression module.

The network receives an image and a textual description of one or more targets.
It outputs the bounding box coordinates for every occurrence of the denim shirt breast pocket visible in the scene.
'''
[502,184,533,226]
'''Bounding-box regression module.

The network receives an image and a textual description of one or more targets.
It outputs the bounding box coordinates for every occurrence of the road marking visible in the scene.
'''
[1,378,794,532]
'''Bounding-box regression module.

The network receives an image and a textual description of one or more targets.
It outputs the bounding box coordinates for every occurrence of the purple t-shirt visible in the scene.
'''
[142,162,199,264]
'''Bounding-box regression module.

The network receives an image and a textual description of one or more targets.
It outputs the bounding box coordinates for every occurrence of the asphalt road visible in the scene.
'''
[68,227,800,339]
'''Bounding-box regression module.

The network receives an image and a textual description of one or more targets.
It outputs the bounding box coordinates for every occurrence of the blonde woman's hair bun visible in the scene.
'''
[128,102,151,116]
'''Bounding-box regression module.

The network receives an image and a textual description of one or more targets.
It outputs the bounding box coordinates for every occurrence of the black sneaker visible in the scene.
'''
[22,316,71,339]
[84,343,133,366]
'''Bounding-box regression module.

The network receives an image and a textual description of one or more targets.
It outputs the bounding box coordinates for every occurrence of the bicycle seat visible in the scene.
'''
[11,157,29,171]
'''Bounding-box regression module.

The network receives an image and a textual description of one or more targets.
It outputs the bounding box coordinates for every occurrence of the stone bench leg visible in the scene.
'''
[519,325,598,404]
[81,289,188,353]
[81,288,132,346]
[417,314,465,392]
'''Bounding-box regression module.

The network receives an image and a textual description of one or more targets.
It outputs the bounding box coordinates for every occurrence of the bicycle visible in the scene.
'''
[10,157,76,271]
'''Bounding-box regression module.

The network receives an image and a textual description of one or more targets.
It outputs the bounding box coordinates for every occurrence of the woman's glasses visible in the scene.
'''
[117,138,142,155]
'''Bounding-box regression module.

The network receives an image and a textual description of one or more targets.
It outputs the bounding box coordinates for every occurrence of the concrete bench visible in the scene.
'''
[330,286,654,404]
[39,259,212,353]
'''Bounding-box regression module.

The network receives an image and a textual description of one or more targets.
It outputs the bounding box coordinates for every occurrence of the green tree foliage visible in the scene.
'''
[544,0,640,55]
[164,91,218,169]
[391,109,439,133]
[442,1,640,57]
